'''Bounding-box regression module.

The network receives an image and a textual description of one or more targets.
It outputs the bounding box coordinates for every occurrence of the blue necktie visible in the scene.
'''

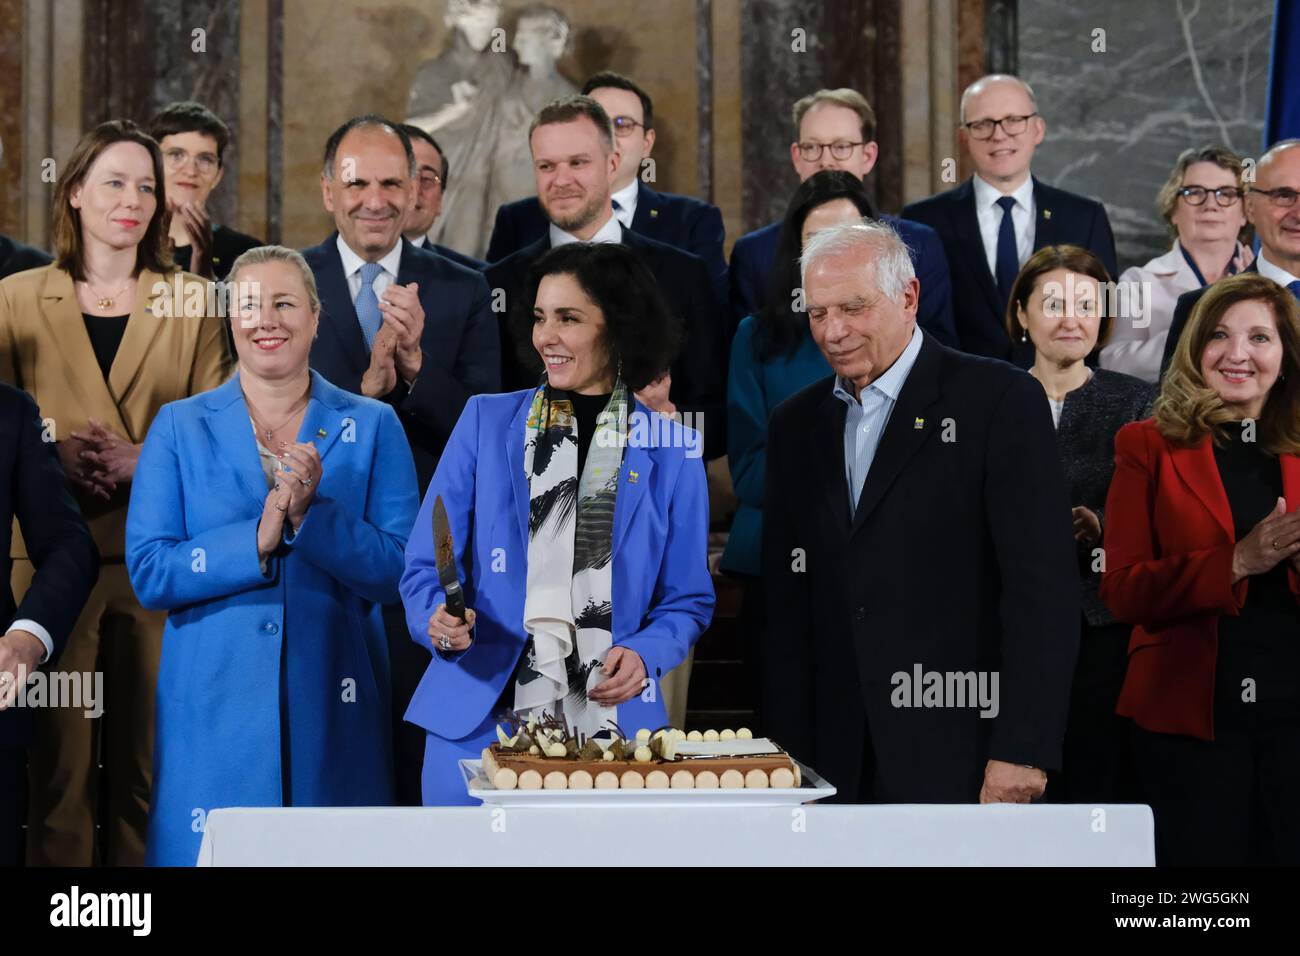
[1289,280,1300,303]
[995,195,1019,303]
[355,261,384,351]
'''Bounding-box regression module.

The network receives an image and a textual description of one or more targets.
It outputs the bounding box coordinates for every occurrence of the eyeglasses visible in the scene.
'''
[962,113,1038,140]
[418,171,443,190]
[611,116,646,138]
[1249,186,1300,208]
[162,147,219,175]
[1178,185,1244,206]
[796,140,865,161]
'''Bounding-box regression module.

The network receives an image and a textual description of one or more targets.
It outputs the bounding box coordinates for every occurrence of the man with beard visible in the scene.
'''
[484,95,726,459]
[302,114,498,806]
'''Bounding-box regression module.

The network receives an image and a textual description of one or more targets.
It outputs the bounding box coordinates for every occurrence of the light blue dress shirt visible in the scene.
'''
[832,325,924,513]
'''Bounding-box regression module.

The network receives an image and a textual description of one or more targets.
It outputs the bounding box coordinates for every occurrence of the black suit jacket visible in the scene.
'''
[762,334,1079,802]
[303,235,500,491]
[171,224,264,280]
[1159,261,1261,381]
[485,182,728,304]
[484,226,728,459]
[0,384,99,748]
[411,235,486,272]
[0,234,52,281]
[902,177,1118,365]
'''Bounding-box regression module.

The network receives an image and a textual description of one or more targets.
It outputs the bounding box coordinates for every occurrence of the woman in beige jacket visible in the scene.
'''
[0,119,230,865]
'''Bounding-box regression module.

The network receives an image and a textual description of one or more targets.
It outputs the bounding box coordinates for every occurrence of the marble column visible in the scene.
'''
[1019,0,1271,269]
[739,0,902,230]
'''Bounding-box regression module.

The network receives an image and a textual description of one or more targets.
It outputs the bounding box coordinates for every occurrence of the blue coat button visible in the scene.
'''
[262,622,279,635]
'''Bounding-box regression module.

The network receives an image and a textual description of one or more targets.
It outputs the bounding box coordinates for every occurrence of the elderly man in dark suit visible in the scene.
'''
[762,220,1079,803]
[485,71,728,304]
[0,384,98,866]
[902,75,1117,365]
[1160,139,1300,379]
[302,114,499,807]
[485,95,727,459]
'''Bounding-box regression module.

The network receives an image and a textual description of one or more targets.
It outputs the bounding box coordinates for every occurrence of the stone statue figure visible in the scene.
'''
[406,1,576,259]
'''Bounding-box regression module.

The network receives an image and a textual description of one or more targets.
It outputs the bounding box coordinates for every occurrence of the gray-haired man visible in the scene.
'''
[761,220,1080,803]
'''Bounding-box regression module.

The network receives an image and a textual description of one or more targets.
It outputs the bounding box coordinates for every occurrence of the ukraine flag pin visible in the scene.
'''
[914,417,925,429]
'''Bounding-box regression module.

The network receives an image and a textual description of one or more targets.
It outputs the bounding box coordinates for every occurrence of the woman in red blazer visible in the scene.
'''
[1101,272,1300,866]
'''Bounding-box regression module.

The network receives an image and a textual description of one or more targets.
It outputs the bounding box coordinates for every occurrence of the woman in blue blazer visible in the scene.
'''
[402,243,715,805]
[723,171,878,725]
[126,246,418,865]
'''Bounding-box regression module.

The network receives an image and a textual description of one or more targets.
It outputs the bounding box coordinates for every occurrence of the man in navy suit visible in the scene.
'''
[902,75,1117,365]
[484,96,728,459]
[398,124,487,271]
[303,115,499,491]
[303,115,499,806]
[0,384,98,865]
[728,88,957,346]
[485,71,728,303]
[0,233,50,281]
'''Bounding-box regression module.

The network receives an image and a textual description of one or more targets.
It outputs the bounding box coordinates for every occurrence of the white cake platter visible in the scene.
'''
[459,759,836,807]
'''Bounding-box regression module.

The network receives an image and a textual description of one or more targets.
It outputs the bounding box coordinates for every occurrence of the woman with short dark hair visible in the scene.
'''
[1006,245,1154,804]
[1101,273,1300,864]
[402,241,714,805]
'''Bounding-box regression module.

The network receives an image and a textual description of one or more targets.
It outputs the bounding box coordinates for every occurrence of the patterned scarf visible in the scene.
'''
[514,380,628,737]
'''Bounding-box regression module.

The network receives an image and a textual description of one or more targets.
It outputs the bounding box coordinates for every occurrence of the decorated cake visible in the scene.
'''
[479,714,803,791]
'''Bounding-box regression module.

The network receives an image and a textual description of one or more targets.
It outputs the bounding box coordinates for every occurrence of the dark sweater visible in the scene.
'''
[1212,431,1300,720]
[1050,367,1157,625]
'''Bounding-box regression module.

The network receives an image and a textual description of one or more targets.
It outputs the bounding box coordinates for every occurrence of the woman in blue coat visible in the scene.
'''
[723,171,877,726]
[402,243,715,805]
[126,246,418,865]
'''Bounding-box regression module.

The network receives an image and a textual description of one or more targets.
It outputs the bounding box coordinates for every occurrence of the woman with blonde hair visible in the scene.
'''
[0,119,230,865]
[127,245,417,864]
[1101,272,1300,865]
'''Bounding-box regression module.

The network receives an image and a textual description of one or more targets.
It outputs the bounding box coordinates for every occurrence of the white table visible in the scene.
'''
[196,804,1154,866]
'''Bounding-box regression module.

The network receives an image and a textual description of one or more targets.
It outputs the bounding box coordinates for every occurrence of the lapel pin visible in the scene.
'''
[1042,209,1052,220]
[316,428,327,438]
[914,417,925,429]
[628,470,639,484]
[649,209,659,218]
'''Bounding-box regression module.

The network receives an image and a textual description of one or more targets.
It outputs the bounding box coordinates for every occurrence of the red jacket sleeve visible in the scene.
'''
[1099,422,1246,626]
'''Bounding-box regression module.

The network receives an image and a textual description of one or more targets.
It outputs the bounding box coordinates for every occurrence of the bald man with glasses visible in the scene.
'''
[903,74,1117,366]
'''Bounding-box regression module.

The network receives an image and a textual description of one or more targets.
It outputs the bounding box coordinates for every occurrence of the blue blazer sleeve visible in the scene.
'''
[621,451,716,684]
[910,226,959,349]
[126,405,272,610]
[398,273,501,438]
[726,318,768,510]
[287,404,419,606]
[401,395,479,655]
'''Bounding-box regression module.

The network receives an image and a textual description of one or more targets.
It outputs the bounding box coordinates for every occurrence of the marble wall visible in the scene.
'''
[1019,0,1272,270]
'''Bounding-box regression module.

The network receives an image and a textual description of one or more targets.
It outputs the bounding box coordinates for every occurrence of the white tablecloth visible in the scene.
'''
[196,804,1154,866]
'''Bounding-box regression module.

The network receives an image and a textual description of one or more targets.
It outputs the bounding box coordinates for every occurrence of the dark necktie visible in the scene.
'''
[1289,280,1300,302]
[995,195,1019,302]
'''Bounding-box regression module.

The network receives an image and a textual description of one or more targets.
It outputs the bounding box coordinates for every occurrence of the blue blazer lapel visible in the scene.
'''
[506,393,533,548]
[296,370,350,462]
[199,374,275,509]
[612,399,655,553]
[954,179,1001,315]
